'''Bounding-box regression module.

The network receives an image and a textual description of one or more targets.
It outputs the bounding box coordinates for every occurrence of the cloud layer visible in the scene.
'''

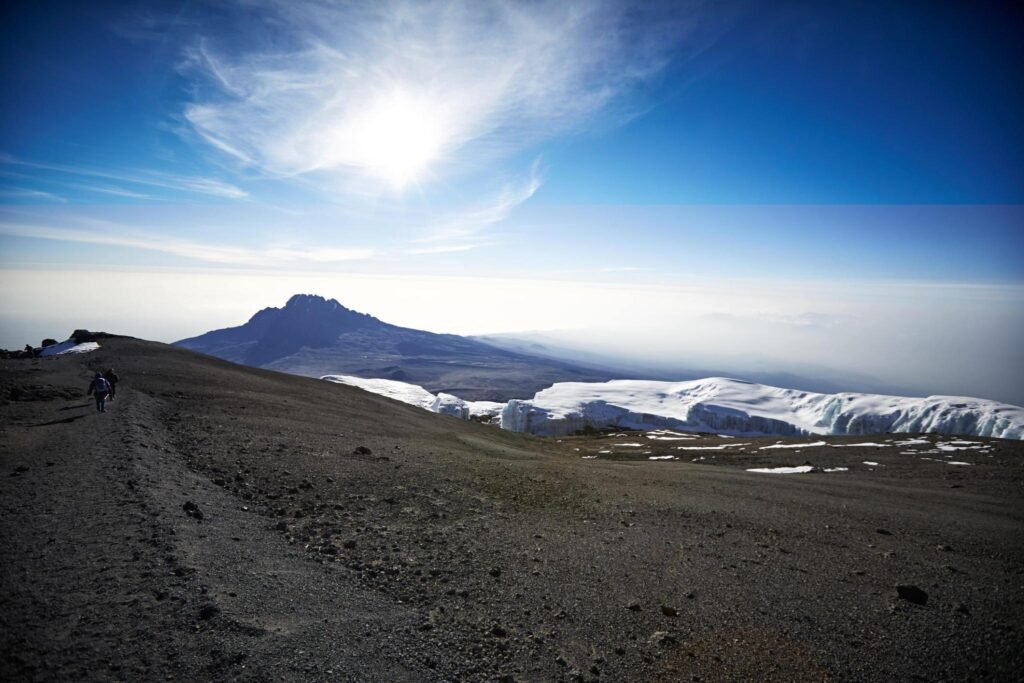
[183,1,686,190]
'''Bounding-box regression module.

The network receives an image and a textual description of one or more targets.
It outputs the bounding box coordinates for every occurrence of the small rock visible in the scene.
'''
[198,604,220,620]
[896,584,928,605]
[489,567,501,578]
[660,605,679,618]
[648,631,677,646]
[876,528,892,536]
[182,501,204,520]
[490,625,508,638]
[353,446,372,455]
[342,539,357,549]
[936,544,953,552]
[626,600,641,611]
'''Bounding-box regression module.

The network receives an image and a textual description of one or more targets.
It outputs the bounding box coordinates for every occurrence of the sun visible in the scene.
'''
[341,89,448,189]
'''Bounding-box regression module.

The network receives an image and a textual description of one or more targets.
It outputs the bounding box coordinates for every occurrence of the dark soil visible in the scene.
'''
[2,338,1022,681]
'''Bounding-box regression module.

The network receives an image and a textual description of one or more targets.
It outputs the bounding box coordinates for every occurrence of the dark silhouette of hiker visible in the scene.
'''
[103,368,119,401]
[87,372,111,413]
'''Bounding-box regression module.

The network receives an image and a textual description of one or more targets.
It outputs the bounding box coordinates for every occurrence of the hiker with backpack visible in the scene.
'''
[103,368,119,400]
[87,372,111,413]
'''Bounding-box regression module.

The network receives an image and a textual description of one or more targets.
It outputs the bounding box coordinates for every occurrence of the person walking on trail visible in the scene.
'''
[87,372,111,413]
[103,368,119,401]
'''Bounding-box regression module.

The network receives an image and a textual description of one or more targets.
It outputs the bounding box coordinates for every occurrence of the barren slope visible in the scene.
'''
[2,338,1022,682]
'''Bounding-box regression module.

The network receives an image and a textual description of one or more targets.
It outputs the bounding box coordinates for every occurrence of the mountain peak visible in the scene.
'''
[284,293,345,310]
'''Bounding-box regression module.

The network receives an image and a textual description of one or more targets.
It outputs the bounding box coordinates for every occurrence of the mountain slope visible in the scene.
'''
[175,294,615,400]
[3,337,1023,681]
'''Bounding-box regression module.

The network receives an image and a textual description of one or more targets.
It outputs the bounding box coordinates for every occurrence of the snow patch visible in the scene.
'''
[746,465,815,474]
[322,375,501,421]
[39,340,100,357]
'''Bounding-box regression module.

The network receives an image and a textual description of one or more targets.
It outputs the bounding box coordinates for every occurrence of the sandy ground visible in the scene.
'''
[2,338,1022,682]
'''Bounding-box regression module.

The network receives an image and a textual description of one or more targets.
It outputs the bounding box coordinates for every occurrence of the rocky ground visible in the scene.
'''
[1,338,1022,682]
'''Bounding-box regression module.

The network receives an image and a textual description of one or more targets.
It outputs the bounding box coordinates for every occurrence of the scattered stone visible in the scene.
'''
[198,604,220,620]
[876,528,892,536]
[936,544,953,552]
[489,567,501,578]
[896,585,928,605]
[660,605,679,618]
[490,624,508,637]
[626,600,641,611]
[555,654,569,667]
[353,446,372,455]
[182,501,204,520]
[648,631,677,646]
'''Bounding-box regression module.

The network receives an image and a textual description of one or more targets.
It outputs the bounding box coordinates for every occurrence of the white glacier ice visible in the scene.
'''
[498,378,1024,440]
[321,375,503,421]
[322,374,1024,441]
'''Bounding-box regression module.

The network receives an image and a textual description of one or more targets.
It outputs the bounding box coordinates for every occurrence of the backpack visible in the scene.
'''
[94,377,110,394]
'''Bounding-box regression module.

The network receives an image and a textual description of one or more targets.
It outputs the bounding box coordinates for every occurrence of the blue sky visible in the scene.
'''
[1,1,1022,401]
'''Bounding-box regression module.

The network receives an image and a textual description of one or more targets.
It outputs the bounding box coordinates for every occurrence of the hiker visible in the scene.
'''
[87,372,111,413]
[103,368,119,400]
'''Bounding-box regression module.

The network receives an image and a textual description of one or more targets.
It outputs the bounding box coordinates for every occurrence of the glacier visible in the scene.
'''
[321,375,503,421]
[498,378,1024,440]
[323,374,1024,441]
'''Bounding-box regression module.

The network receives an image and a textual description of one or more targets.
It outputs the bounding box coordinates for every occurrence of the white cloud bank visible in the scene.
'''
[2,268,1021,406]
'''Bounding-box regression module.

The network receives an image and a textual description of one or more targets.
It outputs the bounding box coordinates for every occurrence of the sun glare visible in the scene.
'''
[342,89,448,189]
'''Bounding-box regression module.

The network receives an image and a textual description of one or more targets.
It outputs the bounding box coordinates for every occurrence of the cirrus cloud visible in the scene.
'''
[181,0,693,191]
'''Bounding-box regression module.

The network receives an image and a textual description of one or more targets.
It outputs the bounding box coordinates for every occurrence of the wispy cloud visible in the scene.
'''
[0,188,67,203]
[0,221,372,267]
[410,163,542,254]
[182,1,688,190]
[0,155,247,200]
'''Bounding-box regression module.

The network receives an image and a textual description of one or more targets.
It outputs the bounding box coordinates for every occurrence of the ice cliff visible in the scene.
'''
[499,378,1024,440]
[323,374,1024,440]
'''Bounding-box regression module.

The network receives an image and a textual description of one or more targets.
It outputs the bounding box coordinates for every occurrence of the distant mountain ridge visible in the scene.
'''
[175,294,616,401]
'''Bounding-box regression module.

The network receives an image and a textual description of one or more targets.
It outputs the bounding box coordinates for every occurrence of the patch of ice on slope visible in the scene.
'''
[747,465,815,474]
[39,340,100,357]
[321,375,501,420]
